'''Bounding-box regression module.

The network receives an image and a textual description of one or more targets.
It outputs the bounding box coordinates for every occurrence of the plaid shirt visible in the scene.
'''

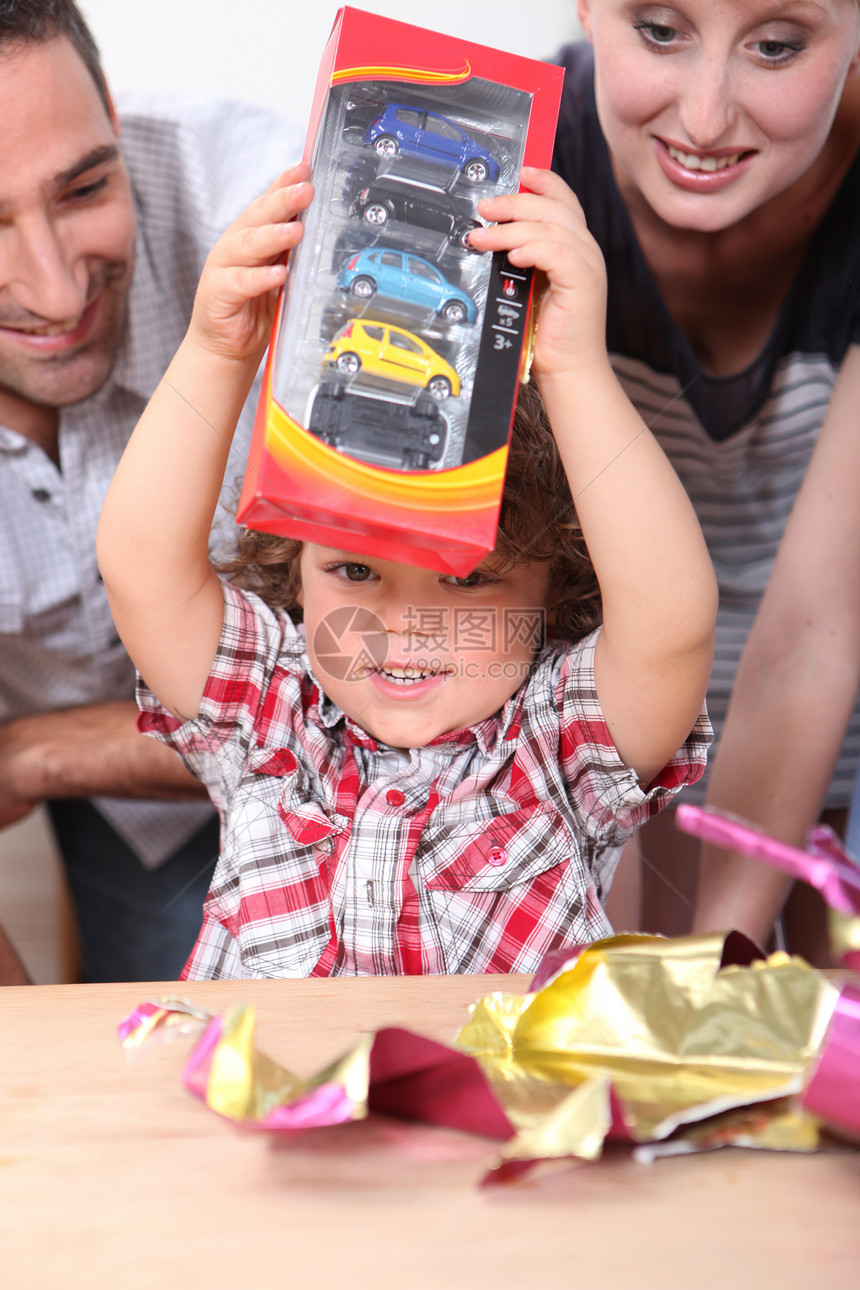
[138,584,712,978]
[0,95,302,866]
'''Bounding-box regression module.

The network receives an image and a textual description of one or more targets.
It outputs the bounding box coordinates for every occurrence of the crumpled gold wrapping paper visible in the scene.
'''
[455,933,839,1171]
[120,932,851,1182]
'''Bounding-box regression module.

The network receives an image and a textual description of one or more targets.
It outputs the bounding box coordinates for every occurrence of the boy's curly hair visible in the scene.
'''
[217,380,602,641]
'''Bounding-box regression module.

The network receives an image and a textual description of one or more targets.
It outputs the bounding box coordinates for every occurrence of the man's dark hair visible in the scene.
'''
[0,1,109,114]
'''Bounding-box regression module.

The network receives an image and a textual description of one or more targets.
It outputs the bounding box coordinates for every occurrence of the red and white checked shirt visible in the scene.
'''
[137,583,712,979]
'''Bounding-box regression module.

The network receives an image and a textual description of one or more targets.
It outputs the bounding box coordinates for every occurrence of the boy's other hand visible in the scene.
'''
[189,161,313,365]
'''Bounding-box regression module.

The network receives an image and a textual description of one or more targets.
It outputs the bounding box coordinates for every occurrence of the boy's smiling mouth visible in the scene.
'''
[378,664,435,685]
[365,660,452,696]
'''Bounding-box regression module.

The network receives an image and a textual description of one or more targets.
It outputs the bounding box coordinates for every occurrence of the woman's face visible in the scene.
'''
[578,0,860,231]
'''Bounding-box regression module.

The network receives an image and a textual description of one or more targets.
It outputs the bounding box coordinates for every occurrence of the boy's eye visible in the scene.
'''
[446,570,490,588]
[342,562,373,582]
[321,558,380,583]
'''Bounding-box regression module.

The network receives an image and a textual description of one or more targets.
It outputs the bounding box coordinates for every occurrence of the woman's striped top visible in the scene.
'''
[552,42,860,804]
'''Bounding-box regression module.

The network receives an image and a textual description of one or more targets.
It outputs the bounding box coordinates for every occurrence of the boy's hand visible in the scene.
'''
[470,168,608,380]
[188,161,313,364]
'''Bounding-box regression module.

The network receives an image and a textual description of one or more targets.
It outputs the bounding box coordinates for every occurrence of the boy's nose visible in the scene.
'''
[2,215,89,324]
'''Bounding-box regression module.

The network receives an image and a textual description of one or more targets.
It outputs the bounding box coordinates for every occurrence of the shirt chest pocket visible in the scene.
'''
[243,743,346,858]
[219,746,346,977]
[420,801,575,894]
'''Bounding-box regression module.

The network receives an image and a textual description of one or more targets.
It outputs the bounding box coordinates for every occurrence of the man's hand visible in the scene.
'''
[0,701,207,829]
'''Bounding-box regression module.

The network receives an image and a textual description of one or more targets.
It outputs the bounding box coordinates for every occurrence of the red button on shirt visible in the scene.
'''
[386,789,406,807]
[487,845,507,866]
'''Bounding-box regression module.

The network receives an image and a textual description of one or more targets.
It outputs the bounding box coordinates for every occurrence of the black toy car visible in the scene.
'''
[350,172,482,251]
[308,380,448,471]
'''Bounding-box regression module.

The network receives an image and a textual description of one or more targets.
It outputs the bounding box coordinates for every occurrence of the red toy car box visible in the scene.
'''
[237,5,563,575]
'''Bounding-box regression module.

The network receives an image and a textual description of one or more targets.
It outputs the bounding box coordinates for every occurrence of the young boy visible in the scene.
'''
[97,163,717,979]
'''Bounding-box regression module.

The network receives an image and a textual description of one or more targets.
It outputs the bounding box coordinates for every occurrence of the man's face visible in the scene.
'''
[0,37,136,429]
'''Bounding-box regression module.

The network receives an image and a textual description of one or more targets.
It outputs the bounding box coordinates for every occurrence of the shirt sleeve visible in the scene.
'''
[117,93,306,270]
[549,630,713,845]
[136,581,306,813]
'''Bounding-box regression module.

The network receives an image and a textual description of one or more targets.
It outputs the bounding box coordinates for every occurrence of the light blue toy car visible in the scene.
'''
[336,247,478,324]
[363,103,501,184]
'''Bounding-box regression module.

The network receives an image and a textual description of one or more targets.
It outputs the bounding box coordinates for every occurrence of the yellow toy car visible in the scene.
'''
[322,318,461,401]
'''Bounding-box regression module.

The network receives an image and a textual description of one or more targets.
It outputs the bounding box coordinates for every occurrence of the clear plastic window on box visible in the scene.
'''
[270,78,533,474]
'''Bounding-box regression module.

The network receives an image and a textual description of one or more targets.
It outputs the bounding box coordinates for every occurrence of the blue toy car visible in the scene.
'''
[336,247,478,324]
[363,103,500,184]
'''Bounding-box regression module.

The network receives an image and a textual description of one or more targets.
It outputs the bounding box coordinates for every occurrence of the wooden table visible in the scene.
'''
[1,975,858,1289]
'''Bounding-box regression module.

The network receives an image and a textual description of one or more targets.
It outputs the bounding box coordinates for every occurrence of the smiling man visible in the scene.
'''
[0,1,300,983]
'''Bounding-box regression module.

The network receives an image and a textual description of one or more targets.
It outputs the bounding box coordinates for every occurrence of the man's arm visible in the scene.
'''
[0,701,207,830]
[694,344,860,943]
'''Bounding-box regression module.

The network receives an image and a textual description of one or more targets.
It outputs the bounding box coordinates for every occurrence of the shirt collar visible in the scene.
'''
[310,671,525,757]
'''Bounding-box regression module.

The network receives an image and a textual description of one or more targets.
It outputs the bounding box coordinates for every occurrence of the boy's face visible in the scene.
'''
[578,0,860,233]
[298,544,551,749]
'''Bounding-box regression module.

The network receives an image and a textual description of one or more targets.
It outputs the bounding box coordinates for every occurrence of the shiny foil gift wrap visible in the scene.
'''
[675,804,860,971]
[119,999,515,1142]
[675,804,860,1142]
[456,933,839,1178]
[118,928,858,1183]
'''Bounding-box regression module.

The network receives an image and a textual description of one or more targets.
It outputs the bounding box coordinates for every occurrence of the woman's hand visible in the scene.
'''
[470,167,609,380]
[188,161,314,365]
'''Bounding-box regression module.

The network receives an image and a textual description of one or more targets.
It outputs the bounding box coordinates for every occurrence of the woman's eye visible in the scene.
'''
[753,39,803,64]
[634,21,679,48]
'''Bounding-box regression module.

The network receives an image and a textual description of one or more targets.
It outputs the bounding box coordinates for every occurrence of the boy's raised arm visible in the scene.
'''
[471,170,717,784]
[97,166,313,721]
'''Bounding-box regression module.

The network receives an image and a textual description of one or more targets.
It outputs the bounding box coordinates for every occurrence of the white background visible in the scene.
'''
[78,1,582,123]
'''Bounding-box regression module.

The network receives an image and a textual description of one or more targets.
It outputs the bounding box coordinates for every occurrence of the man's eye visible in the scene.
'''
[67,177,109,201]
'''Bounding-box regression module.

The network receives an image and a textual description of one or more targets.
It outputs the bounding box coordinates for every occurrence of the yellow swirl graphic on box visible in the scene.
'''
[332,60,472,87]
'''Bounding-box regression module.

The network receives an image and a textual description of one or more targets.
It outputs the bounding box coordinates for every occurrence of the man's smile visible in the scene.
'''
[0,288,103,342]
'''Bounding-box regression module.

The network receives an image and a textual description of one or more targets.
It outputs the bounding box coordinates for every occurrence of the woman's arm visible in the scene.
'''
[472,169,717,784]
[694,344,860,942]
[97,166,312,721]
